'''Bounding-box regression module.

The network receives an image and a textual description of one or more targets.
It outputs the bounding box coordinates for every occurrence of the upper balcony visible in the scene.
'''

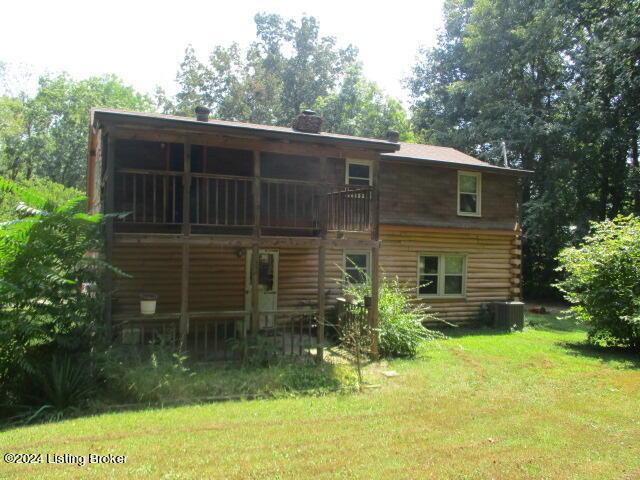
[110,139,375,237]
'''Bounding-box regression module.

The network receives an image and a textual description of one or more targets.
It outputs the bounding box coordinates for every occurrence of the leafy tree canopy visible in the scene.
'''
[159,13,411,140]
[0,74,152,189]
[407,0,640,298]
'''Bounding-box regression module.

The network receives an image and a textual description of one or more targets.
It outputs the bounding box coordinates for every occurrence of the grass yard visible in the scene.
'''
[1,312,639,479]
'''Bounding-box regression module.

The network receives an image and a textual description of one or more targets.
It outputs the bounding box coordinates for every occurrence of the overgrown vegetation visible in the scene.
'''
[340,272,444,358]
[0,177,106,422]
[97,347,357,406]
[556,215,640,349]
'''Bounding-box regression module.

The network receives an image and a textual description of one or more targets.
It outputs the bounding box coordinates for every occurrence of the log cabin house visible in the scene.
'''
[87,107,528,360]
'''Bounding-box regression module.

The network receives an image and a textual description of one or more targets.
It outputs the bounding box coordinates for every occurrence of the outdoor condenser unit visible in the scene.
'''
[490,301,525,330]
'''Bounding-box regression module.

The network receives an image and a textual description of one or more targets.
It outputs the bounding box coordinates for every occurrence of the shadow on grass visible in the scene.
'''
[433,312,584,339]
[435,325,513,339]
[526,312,583,332]
[526,312,640,369]
[559,342,640,369]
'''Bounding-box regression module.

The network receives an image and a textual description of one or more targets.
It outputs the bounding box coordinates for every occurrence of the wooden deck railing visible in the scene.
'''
[326,186,373,232]
[115,168,184,224]
[191,173,253,227]
[257,310,318,357]
[114,169,374,233]
[261,178,324,231]
[112,309,317,361]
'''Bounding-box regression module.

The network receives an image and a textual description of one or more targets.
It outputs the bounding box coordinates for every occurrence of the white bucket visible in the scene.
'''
[140,299,157,315]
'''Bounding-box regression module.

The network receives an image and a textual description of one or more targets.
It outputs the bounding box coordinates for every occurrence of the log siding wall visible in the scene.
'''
[112,224,520,326]
[379,225,519,324]
[111,243,344,315]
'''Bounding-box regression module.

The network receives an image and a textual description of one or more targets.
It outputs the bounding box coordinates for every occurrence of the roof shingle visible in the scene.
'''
[382,142,530,174]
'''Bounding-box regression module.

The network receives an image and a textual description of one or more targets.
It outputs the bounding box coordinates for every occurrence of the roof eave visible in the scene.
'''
[381,155,533,176]
[92,109,400,153]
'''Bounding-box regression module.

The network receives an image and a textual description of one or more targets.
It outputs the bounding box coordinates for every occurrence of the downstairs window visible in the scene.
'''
[418,254,466,297]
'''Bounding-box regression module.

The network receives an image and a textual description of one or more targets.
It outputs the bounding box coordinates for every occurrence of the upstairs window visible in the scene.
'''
[346,160,372,186]
[418,254,466,297]
[344,251,370,284]
[458,171,481,216]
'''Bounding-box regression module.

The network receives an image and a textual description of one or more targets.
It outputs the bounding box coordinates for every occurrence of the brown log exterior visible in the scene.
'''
[110,227,517,328]
[379,225,519,324]
[90,109,528,358]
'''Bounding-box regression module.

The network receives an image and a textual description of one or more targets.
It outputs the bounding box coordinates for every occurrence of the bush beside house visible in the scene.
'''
[556,215,640,349]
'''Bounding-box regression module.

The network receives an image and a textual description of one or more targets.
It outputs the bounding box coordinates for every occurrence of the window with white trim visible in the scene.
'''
[418,254,466,297]
[458,171,481,216]
[346,160,372,186]
[344,251,370,284]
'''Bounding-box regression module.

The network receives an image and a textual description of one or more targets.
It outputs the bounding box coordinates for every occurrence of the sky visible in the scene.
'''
[0,0,444,105]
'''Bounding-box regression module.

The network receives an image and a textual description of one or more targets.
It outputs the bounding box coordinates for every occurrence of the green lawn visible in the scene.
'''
[2,313,639,479]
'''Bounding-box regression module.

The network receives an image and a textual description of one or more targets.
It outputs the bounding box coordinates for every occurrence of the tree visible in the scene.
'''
[407,0,640,298]
[163,14,361,127]
[163,13,415,140]
[0,73,152,189]
[314,66,414,141]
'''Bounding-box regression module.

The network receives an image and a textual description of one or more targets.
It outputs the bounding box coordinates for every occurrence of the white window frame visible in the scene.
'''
[417,253,467,298]
[343,250,371,284]
[345,159,372,186]
[457,171,482,217]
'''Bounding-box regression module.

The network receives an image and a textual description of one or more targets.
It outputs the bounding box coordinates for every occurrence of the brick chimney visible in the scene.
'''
[386,130,400,143]
[292,109,323,133]
[195,106,210,122]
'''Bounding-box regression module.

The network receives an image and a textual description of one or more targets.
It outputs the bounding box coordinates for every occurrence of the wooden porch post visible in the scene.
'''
[103,133,115,339]
[316,157,328,362]
[317,244,326,362]
[250,151,261,336]
[180,141,191,348]
[369,158,380,358]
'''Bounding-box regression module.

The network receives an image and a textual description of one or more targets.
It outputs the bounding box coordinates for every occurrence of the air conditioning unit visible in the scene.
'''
[490,301,524,330]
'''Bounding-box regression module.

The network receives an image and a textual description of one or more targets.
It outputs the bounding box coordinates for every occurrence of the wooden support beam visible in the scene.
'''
[114,233,381,249]
[317,244,326,362]
[250,245,260,337]
[253,151,261,236]
[316,156,328,363]
[369,158,381,358]
[369,246,380,358]
[250,151,261,337]
[180,141,191,347]
[103,133,115,339]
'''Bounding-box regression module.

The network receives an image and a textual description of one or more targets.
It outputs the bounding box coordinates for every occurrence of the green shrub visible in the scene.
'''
[0,177,109,421]
[341,273,444,358]
[556,215,640,348]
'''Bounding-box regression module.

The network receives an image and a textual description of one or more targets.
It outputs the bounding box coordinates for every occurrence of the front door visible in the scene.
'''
[245,250,279,330]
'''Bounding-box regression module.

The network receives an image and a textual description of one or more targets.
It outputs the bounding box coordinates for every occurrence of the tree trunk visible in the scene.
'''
[632,128,639,214]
